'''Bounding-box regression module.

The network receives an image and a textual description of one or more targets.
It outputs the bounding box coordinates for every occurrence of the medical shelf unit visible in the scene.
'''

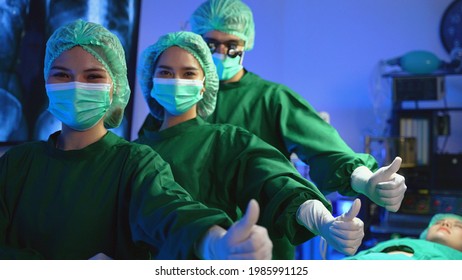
[392,106,462,212]
[368,72,462,242]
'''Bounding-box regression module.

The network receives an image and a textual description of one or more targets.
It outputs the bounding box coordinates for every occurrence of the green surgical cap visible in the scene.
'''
[190,0,255,51]
[44,19,130,129]
[138,31,218,120]
[419,213,462,239]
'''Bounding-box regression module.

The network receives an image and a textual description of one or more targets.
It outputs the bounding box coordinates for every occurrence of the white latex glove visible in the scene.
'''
[297,198,364,256]
[197,199,272,260]
[88,253,113,260]
[351,156,407,212]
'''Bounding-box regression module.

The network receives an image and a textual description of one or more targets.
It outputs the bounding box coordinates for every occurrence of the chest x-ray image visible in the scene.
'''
[0,89,23,141]
[0,0,30,142]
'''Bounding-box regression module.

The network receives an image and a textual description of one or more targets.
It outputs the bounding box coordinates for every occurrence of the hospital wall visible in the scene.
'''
[132,0,462,155]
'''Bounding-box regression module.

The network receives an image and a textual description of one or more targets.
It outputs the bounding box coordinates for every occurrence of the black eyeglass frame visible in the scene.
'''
[203,38,244,58]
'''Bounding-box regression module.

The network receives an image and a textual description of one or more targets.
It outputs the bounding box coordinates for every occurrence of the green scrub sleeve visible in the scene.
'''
[126,146,233,259]
[275,84,378,196]
[206,71,379,197]
[225,128,332,245]
[136,117,331,259]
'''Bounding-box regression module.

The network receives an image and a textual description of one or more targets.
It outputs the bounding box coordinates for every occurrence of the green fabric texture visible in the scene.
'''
[345,238,462,260]
[0,131,232,259]
[206,71,378,196]
[138,31,218,120]
[135,116,332,259]
[190,0,255,50]
[44,19,130,129]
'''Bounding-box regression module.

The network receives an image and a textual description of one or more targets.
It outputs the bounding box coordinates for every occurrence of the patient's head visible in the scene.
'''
[420,213,462,252]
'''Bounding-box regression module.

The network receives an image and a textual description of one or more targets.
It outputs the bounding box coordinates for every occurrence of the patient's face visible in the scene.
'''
[426,218,462,251]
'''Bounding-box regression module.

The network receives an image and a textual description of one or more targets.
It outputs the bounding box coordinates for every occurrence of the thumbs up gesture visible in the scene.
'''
[351,157,407,212]
[296,198,364,256]
[198,199,273,260]
[319,198,364,256]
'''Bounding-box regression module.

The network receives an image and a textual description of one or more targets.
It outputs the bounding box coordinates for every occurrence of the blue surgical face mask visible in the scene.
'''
[46,81,112,131]
[212,53,244,81]
[151,78,204,116]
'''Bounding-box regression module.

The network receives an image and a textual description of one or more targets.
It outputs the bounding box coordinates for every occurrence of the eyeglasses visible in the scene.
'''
[203,38,244,58]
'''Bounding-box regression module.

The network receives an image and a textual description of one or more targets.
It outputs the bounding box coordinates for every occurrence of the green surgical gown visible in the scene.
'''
[0,131,232,259]
[345,238,462,260]
[136,117,332,259]
[140,71,378,197]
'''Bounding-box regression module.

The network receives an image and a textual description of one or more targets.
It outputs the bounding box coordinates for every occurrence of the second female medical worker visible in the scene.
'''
[136,31,365,259]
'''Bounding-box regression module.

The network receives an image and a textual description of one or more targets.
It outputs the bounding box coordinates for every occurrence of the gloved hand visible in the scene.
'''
[197,199,272,260]
[297,198,364,256]
[351,156,407,212]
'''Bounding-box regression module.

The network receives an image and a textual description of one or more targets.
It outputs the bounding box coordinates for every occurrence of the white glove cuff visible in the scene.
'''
[351,165,373,194]
[195,225,226,260]
[296,199,333,235]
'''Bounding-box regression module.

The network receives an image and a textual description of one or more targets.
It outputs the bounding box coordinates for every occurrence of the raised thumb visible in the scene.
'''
[342,198,361,221]
[228,199,260,243]
[380,157,402,180]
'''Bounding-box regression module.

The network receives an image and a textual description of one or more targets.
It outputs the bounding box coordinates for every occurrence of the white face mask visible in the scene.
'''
[151,78,204,115]
[46,82,112,131]
[212,52,244,81]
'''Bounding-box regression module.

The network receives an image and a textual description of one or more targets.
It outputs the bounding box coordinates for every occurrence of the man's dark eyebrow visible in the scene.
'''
[203,38,242,44]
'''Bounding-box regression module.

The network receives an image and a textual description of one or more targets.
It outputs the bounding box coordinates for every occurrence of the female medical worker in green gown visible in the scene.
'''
[0,19,273,260]
[135,31,365,260]
[139,0,407,214]
[346,213,462,260]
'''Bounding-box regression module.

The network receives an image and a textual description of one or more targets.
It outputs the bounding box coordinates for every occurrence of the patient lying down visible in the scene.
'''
[345,213,462,260]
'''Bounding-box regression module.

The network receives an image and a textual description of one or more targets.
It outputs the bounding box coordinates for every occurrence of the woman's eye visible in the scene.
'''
[87,74,106,80]
[52,72,69,78]
[156,70,172,77]
[184,71,197,78]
